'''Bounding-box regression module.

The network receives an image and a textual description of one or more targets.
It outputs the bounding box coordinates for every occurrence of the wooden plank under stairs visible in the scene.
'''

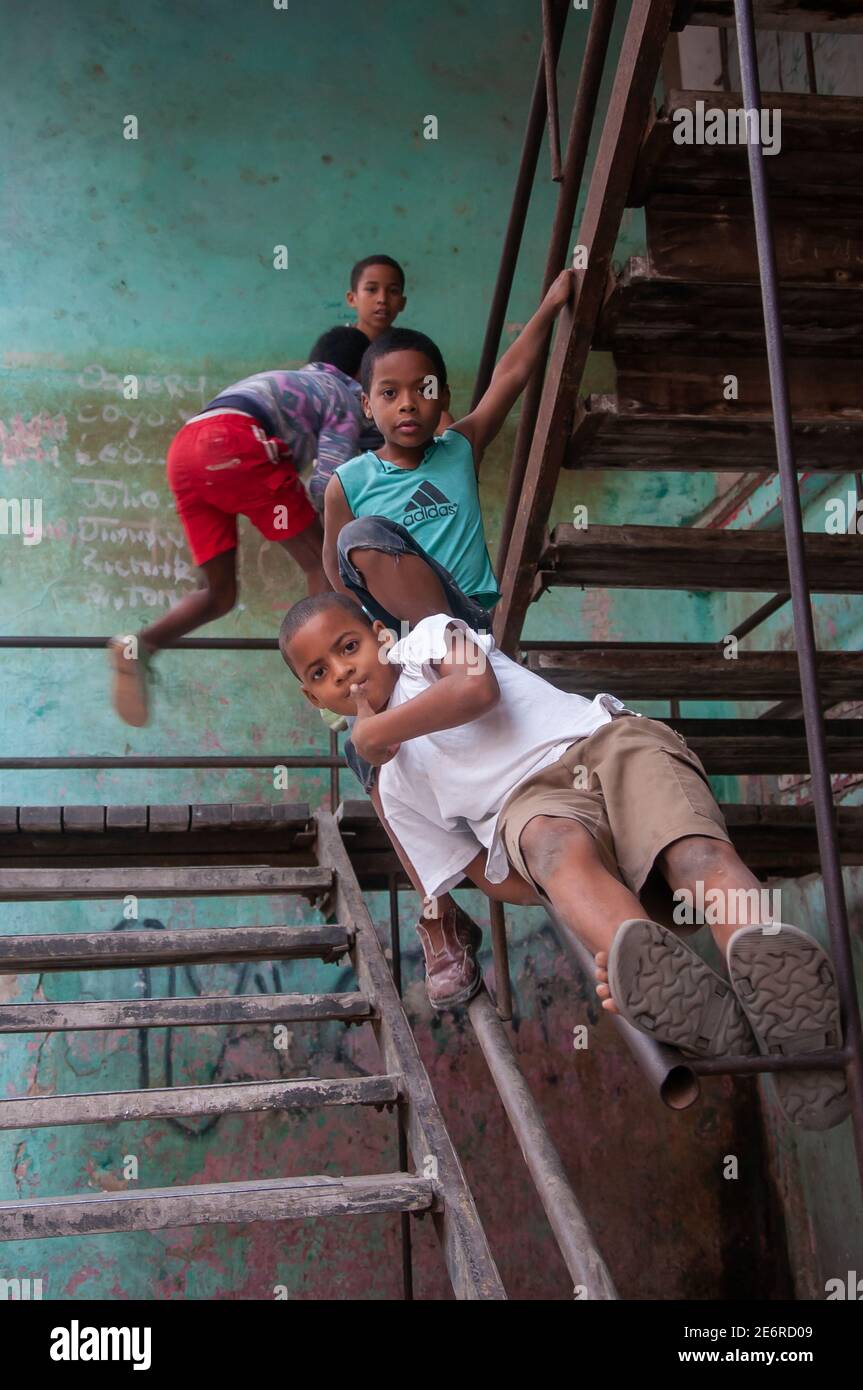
[674,0,863,31]
[538,523,863,593]
[522,644,863,703]
[631,92,863,206]
[566,395,863,469]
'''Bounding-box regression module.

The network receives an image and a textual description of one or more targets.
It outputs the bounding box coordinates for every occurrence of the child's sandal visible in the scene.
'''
[607,918,757,1059]
[727,924,849,1131]
[107,636,152,728]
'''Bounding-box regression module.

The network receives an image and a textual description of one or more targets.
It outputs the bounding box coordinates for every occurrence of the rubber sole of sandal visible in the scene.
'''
[727,924,849,1131]
[108,641,150,727]
[607,918,758,1058]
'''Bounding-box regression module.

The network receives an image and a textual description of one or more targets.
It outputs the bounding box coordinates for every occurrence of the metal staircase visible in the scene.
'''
[0,807,505,1297]
[482,0,863,1189]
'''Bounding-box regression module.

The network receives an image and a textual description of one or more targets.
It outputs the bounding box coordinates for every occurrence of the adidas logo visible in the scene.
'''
[403,480,458,525]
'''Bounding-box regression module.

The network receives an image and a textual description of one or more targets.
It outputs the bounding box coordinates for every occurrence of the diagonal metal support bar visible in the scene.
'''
[732,0,863,1194]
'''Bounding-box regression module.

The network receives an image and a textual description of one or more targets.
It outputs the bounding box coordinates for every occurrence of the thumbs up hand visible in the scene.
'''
[350,683,401,766]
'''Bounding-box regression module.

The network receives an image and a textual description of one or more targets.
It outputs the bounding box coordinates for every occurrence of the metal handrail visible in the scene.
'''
[732,0,863,1177]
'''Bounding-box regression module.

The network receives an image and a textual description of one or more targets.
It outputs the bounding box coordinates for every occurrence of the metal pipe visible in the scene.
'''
[329,730,340,812]
[691,1049,851,1077]
[721,592,789,646]
[470,0,569,408]
[542,0,563,181]
[547,912,700,1110]
[734,0,863,1191]
[489,899,513,1021]
[496,0,618,561]
[0,755,343,770]
[467,987,618,1298]
[0,636,278,650]
[388,875,413,1302]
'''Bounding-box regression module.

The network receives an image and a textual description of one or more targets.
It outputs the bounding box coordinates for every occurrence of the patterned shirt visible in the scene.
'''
[203,363,364,511]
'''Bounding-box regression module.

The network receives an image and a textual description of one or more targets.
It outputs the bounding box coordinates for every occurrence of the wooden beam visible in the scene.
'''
[599,262,863,359]
[0,924,353,973]
[669,717,863,773]
[539,523,863,593]
[0,1075,400,1130]
[494,0,679,653]
[0,991,372,1033]
[340,797,863,876]
[630,90,863,207]
[679,1,863,32]
[646,194,863,284]
[0,865,332,902]
[526,647,863,701]
[567,397,863,469]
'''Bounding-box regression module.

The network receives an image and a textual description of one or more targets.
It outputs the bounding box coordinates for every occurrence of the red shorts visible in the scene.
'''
[166,411,317,566]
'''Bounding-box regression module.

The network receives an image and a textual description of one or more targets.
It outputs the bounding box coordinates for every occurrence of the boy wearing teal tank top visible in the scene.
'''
[321,267,574,635]
[315,270,575,1010]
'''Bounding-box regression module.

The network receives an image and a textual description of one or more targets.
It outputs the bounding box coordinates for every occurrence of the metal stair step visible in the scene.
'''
[523,644,863,702]
[0,1171,435,1241]
[0,1074,401,1130]
[0,864,332,902]
[539,523,863,593]
[566,395,863,471]
[0,991,372,1033]
[0,924,352,973]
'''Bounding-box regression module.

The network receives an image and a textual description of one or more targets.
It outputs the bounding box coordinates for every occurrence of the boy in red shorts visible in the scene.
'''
[107,326,368,726]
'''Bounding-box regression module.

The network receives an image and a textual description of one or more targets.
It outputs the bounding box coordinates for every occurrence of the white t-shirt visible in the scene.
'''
[377,615,637,898]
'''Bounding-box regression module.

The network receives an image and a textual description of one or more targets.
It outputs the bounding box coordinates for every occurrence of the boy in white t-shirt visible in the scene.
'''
[279,592,848,1132]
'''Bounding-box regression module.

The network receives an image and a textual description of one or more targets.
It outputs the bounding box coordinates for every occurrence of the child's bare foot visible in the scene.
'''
[594,952,620,1016]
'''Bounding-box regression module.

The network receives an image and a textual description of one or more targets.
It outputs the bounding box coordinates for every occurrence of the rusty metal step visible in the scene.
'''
[523,644,863,702]
[0,1074,400,1130]
[0,924,352,973]
[631,91,863,207]
[599,259,863,359]
[674,0,863,31]
[539,523,863,592]
[0,1172,435,1242]
[0,864,332,902]
[0,991,372,1033]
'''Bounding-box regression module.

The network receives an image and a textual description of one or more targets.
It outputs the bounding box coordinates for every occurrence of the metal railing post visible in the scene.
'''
[733,0,863,1187]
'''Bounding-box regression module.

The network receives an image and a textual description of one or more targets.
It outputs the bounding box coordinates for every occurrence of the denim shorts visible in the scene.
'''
[337,516,494,793]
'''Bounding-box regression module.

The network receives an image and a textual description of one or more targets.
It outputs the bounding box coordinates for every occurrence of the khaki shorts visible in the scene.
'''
[498,714,731,901]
